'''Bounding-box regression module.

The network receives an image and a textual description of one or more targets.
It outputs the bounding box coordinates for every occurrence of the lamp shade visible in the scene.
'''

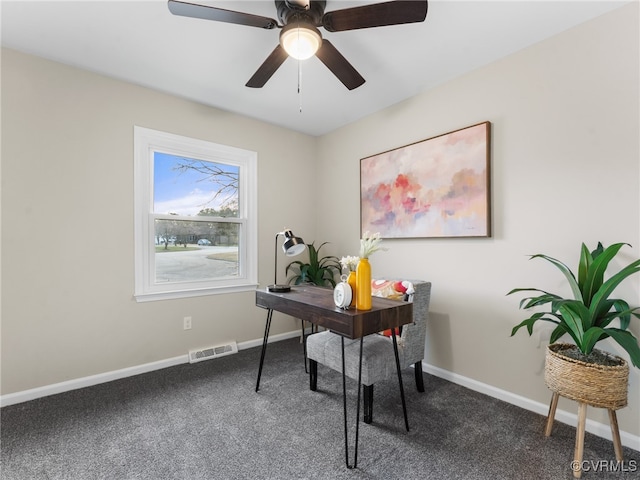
[279,23,322,60]
[268,229,306,292]
[282,229,306,256]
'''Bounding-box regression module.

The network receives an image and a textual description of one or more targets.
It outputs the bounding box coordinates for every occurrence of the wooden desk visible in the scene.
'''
[255,285,414,468]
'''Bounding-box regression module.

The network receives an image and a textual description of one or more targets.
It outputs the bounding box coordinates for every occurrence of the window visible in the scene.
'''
[134,126,257,301]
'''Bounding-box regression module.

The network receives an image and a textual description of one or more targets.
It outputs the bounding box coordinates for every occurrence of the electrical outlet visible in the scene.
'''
[183,316,192,330]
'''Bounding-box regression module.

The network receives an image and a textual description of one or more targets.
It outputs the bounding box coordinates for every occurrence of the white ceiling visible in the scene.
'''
[1,0,631,136]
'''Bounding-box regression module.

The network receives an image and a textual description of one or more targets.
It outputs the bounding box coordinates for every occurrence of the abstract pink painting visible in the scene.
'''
[361,122,491,238]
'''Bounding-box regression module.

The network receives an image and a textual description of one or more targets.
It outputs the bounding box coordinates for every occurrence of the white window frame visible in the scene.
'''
[134,126,258,302]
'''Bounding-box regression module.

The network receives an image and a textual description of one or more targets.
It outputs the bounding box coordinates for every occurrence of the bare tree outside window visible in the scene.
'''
[173,160,239,216]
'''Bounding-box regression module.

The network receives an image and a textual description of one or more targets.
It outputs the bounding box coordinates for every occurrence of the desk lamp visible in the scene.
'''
[268,229,306,292]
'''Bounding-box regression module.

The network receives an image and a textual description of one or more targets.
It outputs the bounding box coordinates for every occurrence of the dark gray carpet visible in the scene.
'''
[1,337,638,479]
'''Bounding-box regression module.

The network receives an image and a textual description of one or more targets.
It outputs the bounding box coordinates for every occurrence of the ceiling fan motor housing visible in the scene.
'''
[277,0,326,26]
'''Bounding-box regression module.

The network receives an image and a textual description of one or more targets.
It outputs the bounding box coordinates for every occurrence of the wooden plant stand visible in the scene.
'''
[543,343,629,479]
[544,392,624,478]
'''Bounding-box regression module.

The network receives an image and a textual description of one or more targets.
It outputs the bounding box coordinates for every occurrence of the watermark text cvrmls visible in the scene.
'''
[571,460,638,473]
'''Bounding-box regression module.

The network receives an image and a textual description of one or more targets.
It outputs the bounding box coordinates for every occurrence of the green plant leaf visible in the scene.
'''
[581,243,628,306]
[530,253,582,301]
[285,260,304,274]
[531,294,561,307]
[507,287,549,296]
[612,299,632,330]
[590,259,640,320]
[511,313,560,337]
[592,299,616,328]
[557,303,587,351]
[507,288,562,310]
[308,243,319,265]
[596,299,638,330]
[555,299,592,327]
[521,296,557,310]
[603,328,640,368]
[582,327,607,354]
[577,243,592,292]
[591,242,605,260]
[550,324,569,343]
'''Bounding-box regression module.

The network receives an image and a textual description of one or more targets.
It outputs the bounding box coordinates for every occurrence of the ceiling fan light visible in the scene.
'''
[280,23,322,60]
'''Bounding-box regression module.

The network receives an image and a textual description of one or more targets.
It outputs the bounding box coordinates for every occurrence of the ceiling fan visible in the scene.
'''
[168,0,428,90]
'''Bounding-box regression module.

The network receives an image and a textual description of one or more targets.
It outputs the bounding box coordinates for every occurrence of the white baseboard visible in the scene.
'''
[0,329,302,408]
[421,362,640,452]
[2,331,638,453]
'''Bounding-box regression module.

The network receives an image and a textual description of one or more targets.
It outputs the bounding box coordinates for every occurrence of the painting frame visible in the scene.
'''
[360,121,491,239]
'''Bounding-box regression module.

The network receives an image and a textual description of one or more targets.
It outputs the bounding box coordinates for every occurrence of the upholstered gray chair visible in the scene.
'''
[306,280,431,424]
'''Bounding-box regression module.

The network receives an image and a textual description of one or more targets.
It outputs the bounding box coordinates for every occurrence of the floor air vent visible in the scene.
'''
[189,341,238,364]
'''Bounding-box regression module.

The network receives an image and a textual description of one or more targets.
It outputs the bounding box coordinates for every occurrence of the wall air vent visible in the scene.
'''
[189,341,238,364]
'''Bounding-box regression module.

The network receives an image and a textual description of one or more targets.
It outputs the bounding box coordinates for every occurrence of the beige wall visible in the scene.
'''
[317,3,639,438]
[1,48,318,393]
[2,2,639,441]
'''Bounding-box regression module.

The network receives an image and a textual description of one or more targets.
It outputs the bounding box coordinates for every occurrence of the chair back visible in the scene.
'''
[398,280,432,366]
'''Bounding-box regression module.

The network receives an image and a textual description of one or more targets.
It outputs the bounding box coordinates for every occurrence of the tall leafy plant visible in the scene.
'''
[509,242,640,368]
[286,242,341,287]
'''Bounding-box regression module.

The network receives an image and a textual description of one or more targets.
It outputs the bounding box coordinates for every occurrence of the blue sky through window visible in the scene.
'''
[153,152,239,216]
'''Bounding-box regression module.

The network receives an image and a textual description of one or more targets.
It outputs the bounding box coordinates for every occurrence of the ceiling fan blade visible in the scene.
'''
[315,40,365,90]
[323,0,428,32]
[168,0,278,29]
[246,45,289,88]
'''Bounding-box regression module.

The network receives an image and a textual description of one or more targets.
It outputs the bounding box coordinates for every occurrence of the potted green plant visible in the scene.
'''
[508,242,640,478]
[285,241,341,287]
[508,241,640,369]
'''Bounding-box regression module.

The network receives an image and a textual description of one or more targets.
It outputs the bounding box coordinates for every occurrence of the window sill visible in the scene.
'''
[134,283,259,302]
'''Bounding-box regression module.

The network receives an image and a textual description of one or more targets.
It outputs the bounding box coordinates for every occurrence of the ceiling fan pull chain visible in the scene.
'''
[298,58,303,113]
[297,23,303,113]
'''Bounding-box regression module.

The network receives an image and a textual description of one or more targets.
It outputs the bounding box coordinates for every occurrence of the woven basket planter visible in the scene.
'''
[544,343,629,410]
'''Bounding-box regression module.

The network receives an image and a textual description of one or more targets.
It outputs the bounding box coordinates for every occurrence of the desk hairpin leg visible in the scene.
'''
[255,308,273,392]
[391,330,410,432]
[302,320,308,373]
[342,336,364,469]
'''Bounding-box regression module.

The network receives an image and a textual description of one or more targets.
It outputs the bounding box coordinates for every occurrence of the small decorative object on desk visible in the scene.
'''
[340,255,359,307]
[356,231,387,310]
[333,274,353,309]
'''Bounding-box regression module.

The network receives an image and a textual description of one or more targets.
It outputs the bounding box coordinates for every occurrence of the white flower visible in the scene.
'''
[340,255,360,272]
[359,231,387,259]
